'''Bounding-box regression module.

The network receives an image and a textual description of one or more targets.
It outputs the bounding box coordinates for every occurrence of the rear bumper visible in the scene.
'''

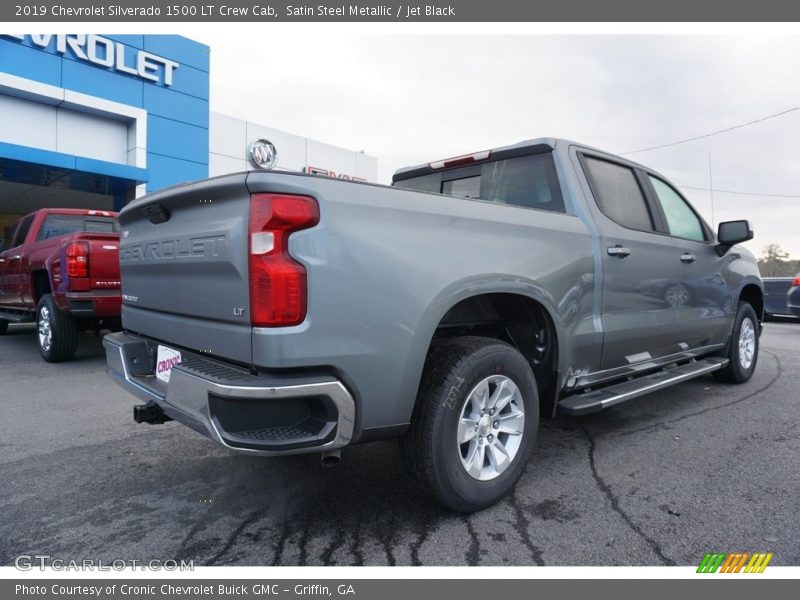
[58,290,121,318]
[103,331,355,456]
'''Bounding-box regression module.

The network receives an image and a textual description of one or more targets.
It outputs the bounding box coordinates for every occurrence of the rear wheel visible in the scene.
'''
[37,294,79,363]
[713,301,759,383]
[404,336,539,512]
[0,320,8,335]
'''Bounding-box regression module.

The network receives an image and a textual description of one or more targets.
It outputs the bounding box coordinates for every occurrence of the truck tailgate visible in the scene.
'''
[81,233,121,286]
[118,174,253,366]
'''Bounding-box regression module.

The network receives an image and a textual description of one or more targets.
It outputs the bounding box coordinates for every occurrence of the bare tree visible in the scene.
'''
[758,243,796,277]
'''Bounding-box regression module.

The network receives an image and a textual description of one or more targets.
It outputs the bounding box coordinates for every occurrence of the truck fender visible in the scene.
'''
[396,274,567,423]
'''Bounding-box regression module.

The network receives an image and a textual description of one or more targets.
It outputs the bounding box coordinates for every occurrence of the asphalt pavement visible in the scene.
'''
[1,321,798,566]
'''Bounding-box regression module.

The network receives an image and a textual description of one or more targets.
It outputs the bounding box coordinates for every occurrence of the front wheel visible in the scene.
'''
[37,294,79,362]
[404,336,539,512]
[713,301,759,383]
[0,319,8,335]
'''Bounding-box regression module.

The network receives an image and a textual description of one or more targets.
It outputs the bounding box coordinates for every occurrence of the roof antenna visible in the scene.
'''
[708,152,715,229]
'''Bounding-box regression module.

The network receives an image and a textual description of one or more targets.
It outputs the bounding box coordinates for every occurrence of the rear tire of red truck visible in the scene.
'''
[36,294,79,363]
[404,336,539,512]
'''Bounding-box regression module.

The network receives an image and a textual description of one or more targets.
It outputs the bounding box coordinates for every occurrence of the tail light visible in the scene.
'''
[793,275,800,287]
[249,193,319,327]
[66,242,89,278]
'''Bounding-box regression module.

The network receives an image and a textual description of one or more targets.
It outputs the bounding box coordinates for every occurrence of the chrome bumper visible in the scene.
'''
[103,331,355,456]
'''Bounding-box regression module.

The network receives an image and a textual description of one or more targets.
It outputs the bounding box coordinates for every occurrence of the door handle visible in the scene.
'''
[607,246,631,258]
[680,253,696,263]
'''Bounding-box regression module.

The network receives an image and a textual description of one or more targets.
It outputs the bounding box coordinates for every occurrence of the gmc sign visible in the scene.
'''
[304,166,367,183]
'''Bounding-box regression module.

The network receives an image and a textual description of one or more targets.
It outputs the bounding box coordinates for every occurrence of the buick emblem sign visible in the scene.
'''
[249,139,278,170]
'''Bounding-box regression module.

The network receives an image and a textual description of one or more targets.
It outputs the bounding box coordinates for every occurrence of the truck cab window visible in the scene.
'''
[649,176,707,242]
[442,176,480,199]
[583,156,654,232]
[2,222,19,251]
[11,215,34,248]
[398,153,566,213]
[36,214,118,241]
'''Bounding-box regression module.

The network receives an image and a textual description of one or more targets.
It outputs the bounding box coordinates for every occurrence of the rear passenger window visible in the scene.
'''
[583,157,654,232]
[2,222,19,251]
[11,215,34,247]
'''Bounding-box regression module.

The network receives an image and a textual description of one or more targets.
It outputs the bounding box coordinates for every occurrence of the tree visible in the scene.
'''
[758,243,796,277]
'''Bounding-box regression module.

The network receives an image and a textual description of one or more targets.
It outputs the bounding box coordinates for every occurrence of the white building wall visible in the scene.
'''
[0,93,129,164]
[209,111,378,182]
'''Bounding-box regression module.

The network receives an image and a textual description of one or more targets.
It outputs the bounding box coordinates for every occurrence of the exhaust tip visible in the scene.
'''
[320,450,341,467]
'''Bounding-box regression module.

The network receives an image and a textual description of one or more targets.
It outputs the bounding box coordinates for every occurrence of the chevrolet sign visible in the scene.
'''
[3,34,179,86]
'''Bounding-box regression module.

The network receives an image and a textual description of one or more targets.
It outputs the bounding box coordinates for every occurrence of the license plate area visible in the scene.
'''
[155,345,182,383]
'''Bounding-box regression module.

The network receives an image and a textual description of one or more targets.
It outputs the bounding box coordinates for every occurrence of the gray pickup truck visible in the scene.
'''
[104,138,763,511]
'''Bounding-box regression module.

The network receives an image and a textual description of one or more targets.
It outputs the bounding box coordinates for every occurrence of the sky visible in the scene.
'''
[196,34,800,259]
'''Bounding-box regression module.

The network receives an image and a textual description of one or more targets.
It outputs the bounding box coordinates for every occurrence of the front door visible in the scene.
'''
[646,175,731,349]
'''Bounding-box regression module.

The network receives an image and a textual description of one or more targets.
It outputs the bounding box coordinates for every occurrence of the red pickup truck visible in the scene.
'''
[0,209,122,362]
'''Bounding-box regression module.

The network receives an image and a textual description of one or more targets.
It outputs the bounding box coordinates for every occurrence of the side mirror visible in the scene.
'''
[716,220,753,255]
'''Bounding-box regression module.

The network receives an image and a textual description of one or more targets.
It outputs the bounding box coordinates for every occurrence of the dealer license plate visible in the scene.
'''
[155,345,182,383]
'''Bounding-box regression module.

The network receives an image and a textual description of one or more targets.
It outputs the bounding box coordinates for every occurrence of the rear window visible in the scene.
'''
[396,153,565,213]
[36,214,119,241]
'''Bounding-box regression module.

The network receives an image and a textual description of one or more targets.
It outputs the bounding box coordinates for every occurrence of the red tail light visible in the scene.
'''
[249,193,319,327]
[793,275,800,287]
[66,242,89,278]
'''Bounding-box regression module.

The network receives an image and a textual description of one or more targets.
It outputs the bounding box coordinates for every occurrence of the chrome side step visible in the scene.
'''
[0,309,34,323]
[558,357,729,416]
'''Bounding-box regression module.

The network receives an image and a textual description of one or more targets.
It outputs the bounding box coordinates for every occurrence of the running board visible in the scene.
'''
[558,357,729,416]
[0,309,34,323]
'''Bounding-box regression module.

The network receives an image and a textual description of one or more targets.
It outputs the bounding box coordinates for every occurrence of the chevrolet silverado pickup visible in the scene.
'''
[104,138,763,511]
[0,209,121,362]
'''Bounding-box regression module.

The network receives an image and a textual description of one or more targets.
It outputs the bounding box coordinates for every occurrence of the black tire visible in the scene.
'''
[403,336,539,512]
[0,319,8,335]
[713,301,759,383]
[36,294,79,362]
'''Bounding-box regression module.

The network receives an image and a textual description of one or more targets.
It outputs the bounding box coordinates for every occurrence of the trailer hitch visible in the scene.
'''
[133,400,172,424]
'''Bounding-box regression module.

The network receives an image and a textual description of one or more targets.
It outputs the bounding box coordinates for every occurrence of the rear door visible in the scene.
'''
[579,154,684,371]
[645,175,731,348]
[0,221,20,307]
[763,279,792,316]
[1,215,34,308]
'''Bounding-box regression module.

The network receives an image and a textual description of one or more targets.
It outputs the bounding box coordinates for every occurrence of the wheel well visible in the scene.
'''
[432,293,559,415]
[32,271,51,304]
[740,284,764,322]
